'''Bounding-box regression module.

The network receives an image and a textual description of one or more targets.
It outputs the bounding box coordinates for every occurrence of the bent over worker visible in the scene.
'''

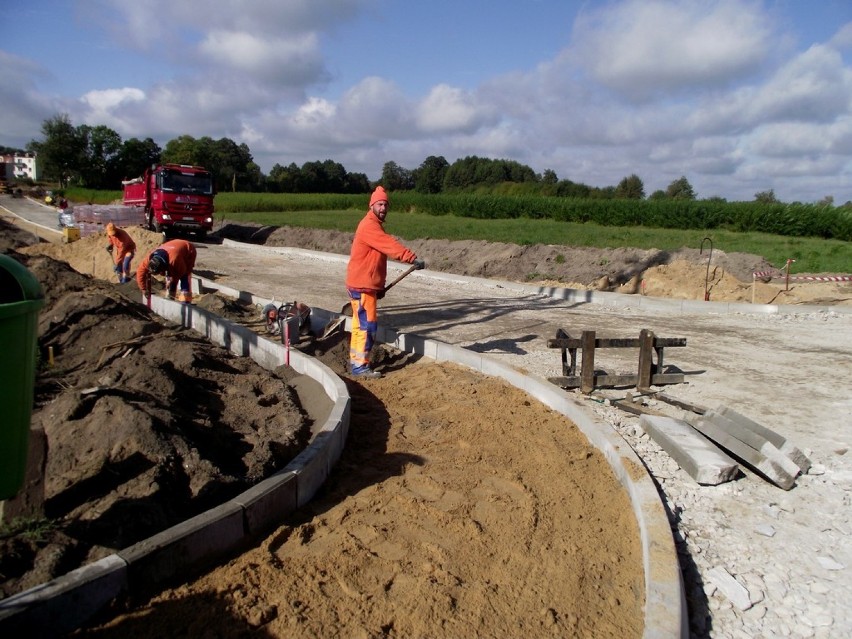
[136,239,197,304]
[345,186,424,378]
[105,222,136,284]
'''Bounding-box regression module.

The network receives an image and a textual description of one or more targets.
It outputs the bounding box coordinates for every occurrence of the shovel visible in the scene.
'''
[339,262,419,317]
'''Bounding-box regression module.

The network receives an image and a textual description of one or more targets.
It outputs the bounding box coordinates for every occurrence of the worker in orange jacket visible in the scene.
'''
[136,239,197,304]
[345,186,424,378]
[105,222,136,284]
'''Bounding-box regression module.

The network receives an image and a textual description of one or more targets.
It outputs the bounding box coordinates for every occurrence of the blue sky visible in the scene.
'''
[2,0,851,202]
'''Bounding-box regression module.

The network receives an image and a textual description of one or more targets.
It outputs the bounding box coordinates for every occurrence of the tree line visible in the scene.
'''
[17,113,845,206]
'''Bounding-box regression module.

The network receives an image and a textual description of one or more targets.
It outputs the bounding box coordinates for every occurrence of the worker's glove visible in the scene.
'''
[413,258,426,270]
[376,289,386,300]
[106,245,113,254]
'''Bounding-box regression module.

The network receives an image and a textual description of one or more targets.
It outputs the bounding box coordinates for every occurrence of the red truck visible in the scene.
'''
[123,164,215,238]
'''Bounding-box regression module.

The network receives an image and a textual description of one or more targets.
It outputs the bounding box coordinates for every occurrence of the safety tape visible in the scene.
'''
[752,272,852,282]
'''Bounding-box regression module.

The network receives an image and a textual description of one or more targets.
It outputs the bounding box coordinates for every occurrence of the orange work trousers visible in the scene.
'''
[348,289,378,373]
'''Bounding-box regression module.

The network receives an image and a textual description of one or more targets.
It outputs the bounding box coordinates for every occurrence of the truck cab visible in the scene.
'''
[123,164,215,238]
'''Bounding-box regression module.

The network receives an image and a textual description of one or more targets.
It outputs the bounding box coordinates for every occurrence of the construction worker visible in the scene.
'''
[105,222,136,284]
[345,185,424,378]
[136,239,197,304]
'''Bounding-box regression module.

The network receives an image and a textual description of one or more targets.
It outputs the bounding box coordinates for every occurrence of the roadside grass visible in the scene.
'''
[217,209,852,274]
[0,516,56,543]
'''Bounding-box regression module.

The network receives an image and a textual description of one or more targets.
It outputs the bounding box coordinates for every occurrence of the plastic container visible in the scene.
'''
[0,254,45,500]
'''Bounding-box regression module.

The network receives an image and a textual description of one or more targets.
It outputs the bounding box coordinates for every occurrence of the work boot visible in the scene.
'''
[351,366,382,379]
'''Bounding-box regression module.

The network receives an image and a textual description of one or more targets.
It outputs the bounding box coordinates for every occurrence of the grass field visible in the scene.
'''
[216,209,852,274]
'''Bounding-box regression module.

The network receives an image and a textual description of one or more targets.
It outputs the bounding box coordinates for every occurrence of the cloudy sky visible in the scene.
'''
[2,0,851,202]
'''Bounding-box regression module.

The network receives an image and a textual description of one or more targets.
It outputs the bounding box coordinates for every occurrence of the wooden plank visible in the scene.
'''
[548,373,683,390]
[580,330,596,394]
[546,337,687,349]
[650,373,685,385]
[613,399,669,417]
[637,329,654,391]
[655,392,708,414]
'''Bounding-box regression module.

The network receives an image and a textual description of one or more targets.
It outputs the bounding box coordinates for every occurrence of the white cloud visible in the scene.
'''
[198,30,326,86]
[572,0,773,99]
[415,84,485,133]
[81,87,145,112]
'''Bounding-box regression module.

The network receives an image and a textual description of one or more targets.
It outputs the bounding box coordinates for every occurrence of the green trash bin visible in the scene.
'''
[0,254,45,500]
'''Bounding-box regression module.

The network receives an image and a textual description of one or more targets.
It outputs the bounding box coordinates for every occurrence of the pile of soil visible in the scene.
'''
[0,227,327,597]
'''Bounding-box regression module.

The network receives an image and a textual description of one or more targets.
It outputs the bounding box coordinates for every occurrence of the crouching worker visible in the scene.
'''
[136,239,197,304]
[105,222,136,284]
[345,186,424,379]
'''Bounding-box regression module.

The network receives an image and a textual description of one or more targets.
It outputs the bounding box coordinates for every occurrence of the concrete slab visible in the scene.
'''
[702,410,802,480]
[715,405,811,473]
[639,415,740,485]
[686,414,797,490]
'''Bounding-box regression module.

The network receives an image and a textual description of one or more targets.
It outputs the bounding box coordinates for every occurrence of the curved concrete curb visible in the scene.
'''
[201,275,688,638]
[0,296,350,636]
[1,274,687,638]
[372,323,688,639]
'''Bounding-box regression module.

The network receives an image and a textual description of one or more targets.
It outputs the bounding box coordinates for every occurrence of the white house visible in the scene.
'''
[1,153,40,181]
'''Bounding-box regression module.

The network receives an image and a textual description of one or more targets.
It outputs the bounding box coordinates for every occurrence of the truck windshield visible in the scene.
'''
[160,170,213,195]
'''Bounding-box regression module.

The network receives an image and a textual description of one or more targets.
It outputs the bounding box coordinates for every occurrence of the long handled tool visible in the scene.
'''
[340,262,419,317]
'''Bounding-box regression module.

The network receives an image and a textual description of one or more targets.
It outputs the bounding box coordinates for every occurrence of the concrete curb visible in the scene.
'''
[196,274,687,637]
[1,274,686,638]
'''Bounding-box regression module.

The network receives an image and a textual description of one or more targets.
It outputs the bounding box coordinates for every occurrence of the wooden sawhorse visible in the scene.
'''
[547,328,687,393]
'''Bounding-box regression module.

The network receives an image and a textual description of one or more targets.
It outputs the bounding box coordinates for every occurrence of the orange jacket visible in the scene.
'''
[136,239,197,292]
[345,211,417,292]
[107,228,136,264]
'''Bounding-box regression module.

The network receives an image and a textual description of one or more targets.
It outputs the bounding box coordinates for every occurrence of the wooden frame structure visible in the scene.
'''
[547,328,687,393]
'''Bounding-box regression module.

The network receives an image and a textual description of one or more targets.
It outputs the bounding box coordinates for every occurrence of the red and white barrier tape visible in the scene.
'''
[753,272,852,282]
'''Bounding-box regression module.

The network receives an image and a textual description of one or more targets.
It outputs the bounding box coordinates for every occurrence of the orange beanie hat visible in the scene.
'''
[106,222,117,236]
[369,186,389,207]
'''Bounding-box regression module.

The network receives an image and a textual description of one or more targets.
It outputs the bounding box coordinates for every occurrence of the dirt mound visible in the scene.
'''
[0,248,324,598]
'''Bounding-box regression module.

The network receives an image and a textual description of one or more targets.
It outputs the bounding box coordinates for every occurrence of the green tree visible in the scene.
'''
[555,179,591,198]
[649,190,667,200]
[381,161,414,191]
[162,135,201,166]
[615,174,645,200]
[665,176,696,200]
[754,189,778,204]
[414,155,449,193]
[27,114,86,188]
[78,124,123,189]
[344,171,371,194]
[542,169,558,185]
[116,137,161,180]
[268,162,300,193]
